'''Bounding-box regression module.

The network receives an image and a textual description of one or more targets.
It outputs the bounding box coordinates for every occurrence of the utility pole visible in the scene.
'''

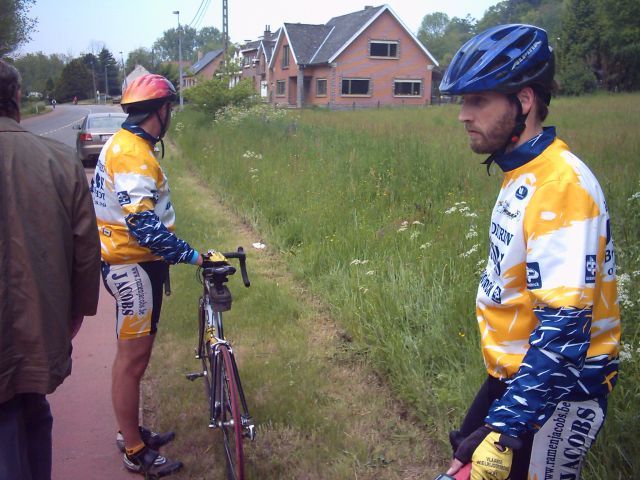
[173,10,184,110]
[90,62,97,103]
[104,65,109,102]
[120,51,127,91]
[222,0,229,54]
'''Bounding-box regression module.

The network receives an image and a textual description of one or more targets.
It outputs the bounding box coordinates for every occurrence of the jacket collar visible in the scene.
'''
[0,116,26,132]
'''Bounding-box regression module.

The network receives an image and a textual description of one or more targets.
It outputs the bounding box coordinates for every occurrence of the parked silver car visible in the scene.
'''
[75,112,127,167]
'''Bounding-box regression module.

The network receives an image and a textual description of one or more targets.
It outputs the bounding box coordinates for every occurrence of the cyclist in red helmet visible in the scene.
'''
[91,74,206,477]
[440,25,620,480]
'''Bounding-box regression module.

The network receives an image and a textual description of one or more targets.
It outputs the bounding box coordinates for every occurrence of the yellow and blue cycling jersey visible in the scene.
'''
[91,125,198,265]
[478,127,620,437]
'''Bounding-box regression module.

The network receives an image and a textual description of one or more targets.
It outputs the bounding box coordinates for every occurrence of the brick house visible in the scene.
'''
[183,49,225,89]
[265,4,438,108]
[239,27,279,98]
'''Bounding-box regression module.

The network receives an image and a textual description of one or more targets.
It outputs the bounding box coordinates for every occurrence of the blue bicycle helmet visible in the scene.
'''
[440,24,554,97]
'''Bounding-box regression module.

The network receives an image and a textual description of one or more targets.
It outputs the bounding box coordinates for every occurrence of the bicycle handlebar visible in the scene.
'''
[220,247,250,287]
[203,247,251,288]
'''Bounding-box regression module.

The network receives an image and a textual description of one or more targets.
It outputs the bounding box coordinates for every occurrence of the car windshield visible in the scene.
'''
[88,116,125,130]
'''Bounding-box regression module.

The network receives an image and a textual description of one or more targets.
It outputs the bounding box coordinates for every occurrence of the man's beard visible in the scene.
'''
[468,110,516,154]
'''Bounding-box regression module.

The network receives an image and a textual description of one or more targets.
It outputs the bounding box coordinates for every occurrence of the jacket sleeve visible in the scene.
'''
[485,180,603,437]
[70,161,101,316]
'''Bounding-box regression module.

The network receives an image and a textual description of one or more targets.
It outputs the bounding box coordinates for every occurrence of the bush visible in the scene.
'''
[183,77,257,117]
[558,58,598,95]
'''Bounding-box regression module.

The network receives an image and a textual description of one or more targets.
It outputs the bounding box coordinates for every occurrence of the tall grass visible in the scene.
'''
[170,94,640,478]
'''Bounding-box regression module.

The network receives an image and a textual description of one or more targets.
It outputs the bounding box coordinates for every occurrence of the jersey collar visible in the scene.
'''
[489,126,556,172]
[121,122,159,145]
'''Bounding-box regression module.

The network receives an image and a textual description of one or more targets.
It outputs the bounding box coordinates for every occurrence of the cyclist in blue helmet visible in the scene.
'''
[440,24,620,480]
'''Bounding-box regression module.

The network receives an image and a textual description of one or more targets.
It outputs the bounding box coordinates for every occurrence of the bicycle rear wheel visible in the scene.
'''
[218,344,245,480]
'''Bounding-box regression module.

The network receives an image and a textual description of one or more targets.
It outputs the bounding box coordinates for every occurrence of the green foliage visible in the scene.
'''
[0,0,37,56]
[13,52,65,96]
[170,95,640,478]
[54,58,92,101]
[557,58,597,95]
[125,47,155,74]
[152,25,225,63]
[182,77,256,116]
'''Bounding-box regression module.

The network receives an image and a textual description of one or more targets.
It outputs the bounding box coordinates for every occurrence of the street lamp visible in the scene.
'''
[173,10,184,110]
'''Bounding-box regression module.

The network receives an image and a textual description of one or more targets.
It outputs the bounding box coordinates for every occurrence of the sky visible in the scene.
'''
[17,0,499,59]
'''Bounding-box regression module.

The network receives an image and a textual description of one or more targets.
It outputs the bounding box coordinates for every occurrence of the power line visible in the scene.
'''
[190,0,212,29]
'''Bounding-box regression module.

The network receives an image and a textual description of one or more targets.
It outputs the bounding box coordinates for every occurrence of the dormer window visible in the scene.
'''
[369,40,398,58]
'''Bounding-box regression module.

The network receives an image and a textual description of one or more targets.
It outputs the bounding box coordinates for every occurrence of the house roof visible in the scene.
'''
[269,4,438,68]
[189,49,224,75]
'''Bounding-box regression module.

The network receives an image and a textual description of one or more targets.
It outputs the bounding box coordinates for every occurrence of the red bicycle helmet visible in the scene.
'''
[121,74,177,114]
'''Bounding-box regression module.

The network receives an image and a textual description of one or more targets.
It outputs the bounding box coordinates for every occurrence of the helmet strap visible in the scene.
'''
[153,103,172,158]
[482,93,529,175]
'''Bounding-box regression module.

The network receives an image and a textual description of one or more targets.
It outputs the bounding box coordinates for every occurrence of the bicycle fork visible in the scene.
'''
[209,342,256,441]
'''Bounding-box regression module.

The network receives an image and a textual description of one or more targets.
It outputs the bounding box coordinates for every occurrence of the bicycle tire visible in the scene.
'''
[219,344,245,480]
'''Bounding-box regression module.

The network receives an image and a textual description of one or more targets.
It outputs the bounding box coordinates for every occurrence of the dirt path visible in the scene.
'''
[49,283,133,479]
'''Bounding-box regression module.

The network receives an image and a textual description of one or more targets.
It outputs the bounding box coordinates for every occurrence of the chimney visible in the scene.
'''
[364,5,373,9]
[197,51,203,61]
[264,25,271,40]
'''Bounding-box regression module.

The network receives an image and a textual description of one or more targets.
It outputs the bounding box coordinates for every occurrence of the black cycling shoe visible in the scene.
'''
[123,446,183,478]
[117,426,176,453]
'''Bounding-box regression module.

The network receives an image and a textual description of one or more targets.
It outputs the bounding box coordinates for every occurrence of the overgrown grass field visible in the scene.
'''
[158,94,639,478]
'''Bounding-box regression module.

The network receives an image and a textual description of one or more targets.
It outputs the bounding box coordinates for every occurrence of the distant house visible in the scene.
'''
[183,49,225,89]
[122,64,150,93]
[239,26,279,98]
[265,4,438,108]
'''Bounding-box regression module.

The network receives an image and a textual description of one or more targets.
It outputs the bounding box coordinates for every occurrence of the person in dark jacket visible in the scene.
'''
[0,59,101,480]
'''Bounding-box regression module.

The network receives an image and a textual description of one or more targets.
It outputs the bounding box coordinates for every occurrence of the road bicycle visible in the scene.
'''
[186,247,255,480]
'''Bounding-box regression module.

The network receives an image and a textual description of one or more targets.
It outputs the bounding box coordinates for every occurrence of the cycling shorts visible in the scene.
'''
[456,376,606,480]
[101,261,168,340]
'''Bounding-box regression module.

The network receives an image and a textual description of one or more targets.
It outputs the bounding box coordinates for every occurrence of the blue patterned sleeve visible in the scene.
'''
[485,306,592,437]
[125,210,199,265]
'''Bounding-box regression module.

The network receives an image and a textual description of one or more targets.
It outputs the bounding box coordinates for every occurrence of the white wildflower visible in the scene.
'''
[350,259,369,266]
[412,221,423,225]
[365,270,375,276]
[460,244,479,258]
[619,342,633,362]
[419,242,432,250]
[410,231,420,240]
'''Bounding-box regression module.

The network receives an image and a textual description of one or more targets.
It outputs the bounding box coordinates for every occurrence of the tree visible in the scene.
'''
[13,52,66,95]
[417,13,475,67]
[125,47,154,73]
[54,58,92,101]
[97,48,120,95]
[153,25,225,64]
[0,0,37,56]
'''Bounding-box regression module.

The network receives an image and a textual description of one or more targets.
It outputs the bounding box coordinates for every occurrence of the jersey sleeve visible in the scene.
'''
[485,180,604,437]
[112,152,199,265]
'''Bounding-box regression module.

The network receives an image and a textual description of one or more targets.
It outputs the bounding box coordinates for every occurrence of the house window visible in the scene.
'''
[369,41,398,58]
[394,80,422,96]
[276,80,286,96]
[282,45,290,68]
[316,78,327,96]
[341,78,370,96]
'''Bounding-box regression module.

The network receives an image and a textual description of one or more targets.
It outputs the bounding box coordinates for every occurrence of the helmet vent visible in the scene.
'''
[513,31,536,50]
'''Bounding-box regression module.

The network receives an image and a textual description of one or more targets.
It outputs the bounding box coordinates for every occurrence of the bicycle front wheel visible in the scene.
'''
[218,344,245,480]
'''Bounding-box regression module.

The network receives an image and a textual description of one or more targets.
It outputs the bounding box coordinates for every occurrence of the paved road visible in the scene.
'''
[23,105,133,479]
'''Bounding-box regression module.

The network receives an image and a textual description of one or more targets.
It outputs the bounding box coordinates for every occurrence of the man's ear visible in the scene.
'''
[517,87,535,116]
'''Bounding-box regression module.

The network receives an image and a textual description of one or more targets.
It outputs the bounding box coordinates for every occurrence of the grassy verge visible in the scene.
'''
[150,93,639,479]
[144,146,443,478]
